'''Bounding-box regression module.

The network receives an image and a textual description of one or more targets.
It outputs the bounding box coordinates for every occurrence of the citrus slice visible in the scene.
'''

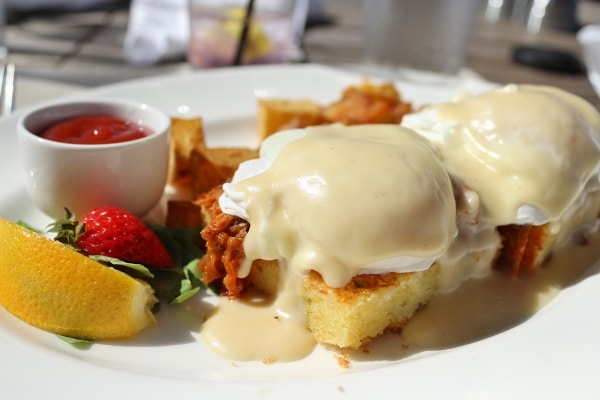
[0,217,158,340]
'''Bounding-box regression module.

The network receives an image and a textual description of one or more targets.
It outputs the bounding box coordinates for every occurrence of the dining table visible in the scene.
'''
[3,0,600,110]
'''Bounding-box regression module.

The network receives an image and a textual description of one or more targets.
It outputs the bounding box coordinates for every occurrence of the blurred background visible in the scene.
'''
[2,0,600,105]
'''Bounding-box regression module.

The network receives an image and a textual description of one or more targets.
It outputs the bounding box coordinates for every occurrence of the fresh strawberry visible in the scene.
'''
[76,206,175,269]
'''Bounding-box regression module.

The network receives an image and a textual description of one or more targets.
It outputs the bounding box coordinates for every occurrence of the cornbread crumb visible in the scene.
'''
[335,351,351,369]
[263,356,277,365]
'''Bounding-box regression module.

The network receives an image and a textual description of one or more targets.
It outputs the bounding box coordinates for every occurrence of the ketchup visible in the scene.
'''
[39,115,153,145]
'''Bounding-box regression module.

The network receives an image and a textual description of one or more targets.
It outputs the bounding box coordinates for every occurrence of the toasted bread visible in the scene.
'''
[257,98,324,141]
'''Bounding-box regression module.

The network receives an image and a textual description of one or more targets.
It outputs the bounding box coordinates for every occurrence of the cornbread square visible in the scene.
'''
[302,265,439,349]
[245,260,440,350]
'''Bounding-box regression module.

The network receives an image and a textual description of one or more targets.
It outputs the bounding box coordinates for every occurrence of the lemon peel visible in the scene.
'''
[0,217,157,340]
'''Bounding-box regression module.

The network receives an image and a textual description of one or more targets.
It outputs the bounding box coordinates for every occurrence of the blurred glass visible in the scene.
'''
[525,0,579,33]
[187,0,306,68]
[0,0,5,57]
[363,0,479,78]
[484,0,579,34]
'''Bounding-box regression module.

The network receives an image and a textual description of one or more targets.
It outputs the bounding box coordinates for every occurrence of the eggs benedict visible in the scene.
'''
[198,124,458,351]
[195,83,600,359]
[402,84,600,282]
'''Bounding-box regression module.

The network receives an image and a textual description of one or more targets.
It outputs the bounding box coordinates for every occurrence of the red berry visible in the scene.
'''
[77,206,174,269]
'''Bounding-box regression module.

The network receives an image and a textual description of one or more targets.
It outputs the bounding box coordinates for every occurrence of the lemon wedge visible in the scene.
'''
[0,217,157,340]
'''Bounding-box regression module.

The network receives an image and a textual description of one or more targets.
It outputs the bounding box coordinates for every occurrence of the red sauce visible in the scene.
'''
[39,115,153,145]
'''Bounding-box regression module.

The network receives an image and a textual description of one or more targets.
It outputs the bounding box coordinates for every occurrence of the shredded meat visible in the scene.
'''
[196,185,249,298]
[496,223,549,276]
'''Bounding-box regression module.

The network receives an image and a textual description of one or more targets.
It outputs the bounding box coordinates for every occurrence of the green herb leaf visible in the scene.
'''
[147,224,205,269]
[89,255,155,279]
[171,287,201,304]
[144,224,209,303]
[183,258,203,282]
[56,334,93,348]
[169,259,205,304]
[16,220,43,234]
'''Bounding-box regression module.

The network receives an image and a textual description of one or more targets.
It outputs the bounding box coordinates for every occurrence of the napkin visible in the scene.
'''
[123,0,190,66]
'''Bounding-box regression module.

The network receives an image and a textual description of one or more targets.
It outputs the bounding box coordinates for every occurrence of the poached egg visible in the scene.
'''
[219,124,458,288]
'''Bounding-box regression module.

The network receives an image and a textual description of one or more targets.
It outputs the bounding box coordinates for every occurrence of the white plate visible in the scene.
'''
[1,64,598,399]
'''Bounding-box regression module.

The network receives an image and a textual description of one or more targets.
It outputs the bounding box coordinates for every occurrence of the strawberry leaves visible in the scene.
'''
[47,207,83,248]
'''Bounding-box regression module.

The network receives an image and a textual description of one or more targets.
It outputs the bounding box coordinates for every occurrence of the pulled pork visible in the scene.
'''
[196,185,248,298]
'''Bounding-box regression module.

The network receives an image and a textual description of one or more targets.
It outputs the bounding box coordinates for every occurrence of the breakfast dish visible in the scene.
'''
[1,64,600,399]
[402,84,600,280]
[199,124,457,352]
[194,81,600,359]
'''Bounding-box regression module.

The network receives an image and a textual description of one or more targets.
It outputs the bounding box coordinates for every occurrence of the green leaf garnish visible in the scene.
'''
[171,286,201,304]
[16,220,42,234]
[147,224,204,269]
[56,334,93,348]
[170,259,204,304]
[88,255,155,279]
[145,224,208,304]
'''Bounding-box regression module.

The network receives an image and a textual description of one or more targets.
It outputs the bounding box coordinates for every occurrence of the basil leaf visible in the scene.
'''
[16,220,43,234]
[56,334,93,348]
[89,255,155,279]
[147,224,205,269]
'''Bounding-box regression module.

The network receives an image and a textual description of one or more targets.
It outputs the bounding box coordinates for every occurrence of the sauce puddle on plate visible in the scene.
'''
[200,287,316,363]
[201,230,600,363]
[402,230,600,350]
